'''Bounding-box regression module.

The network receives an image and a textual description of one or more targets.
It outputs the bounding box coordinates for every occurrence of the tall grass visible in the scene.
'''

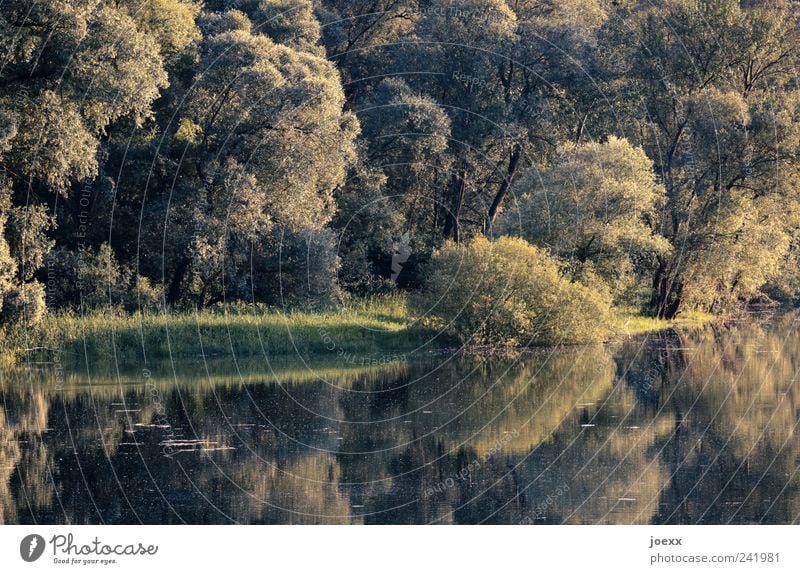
[1,295,439,367]
[0,295,715,368]
[610,307,714,339]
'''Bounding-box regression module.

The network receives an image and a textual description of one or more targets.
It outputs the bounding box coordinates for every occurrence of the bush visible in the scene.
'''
[412,236,611,346]
[44,244,162,312]
[243,227,342,308]
[1,280,46,325]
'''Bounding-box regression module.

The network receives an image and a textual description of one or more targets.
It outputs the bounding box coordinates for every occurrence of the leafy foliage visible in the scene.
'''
[1,0,800,341]
[502,137,671,298]
[412,236,611,346]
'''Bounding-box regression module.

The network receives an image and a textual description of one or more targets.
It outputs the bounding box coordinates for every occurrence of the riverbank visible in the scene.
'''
[609,307,714,339]
[0,297,714,368]
[0,297,432,367]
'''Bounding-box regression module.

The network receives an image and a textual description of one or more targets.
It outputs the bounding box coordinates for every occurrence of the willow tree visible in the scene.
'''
[0,0,169,322]
[415,0,518,240]
[0,182,17,319]
[318,0,419,88]
[503,137,670,299]
[395,0,615,239]
[608,0,800,316]
[120,0,202,61]
[160,10,359,304]
[253,0,325,55]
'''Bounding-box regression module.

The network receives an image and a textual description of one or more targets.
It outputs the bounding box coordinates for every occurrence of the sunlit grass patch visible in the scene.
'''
[0,294,720,367]
[611,307,715,339]
[1,295,437,366]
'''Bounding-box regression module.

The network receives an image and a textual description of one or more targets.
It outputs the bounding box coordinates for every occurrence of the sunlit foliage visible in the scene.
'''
[413,236,611,346]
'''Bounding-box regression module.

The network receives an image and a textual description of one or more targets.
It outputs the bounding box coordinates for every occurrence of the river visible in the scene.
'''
[1,315,799,524]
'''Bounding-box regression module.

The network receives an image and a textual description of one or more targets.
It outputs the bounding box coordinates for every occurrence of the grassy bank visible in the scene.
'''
[0,296,437,367]
[0,296,714,368]
[609,307,714,339]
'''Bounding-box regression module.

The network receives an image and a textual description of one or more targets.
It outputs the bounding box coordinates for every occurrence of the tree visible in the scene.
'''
[412,0,519,240]
[120,0,201,60]
[373,0,614,241]
[0,184,17,318]
[253,0,324,55]
[0,0,170,322]
[502,137,670,298]
[351,77,453,273]
[601,0,800,316]
[330,160,405,294]
[318,0,419,87]
[133,10,359,304]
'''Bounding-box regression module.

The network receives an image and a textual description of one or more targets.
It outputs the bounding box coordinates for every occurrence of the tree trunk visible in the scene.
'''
[443,164,467,242]
[486,143,521,233]
[167,256,191,305]
[650,261,683,319]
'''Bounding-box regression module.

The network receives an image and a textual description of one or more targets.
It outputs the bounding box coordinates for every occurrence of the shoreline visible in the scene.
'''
[0,300,720,369]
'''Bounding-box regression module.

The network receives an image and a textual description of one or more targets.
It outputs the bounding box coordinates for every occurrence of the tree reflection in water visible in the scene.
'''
[1,317,798,524]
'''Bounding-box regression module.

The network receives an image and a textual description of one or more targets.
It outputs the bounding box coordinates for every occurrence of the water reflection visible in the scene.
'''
[1,317,799,524]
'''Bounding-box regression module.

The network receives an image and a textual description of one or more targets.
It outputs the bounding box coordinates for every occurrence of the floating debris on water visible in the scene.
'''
[159,438,234,454]
[159,440,204,447]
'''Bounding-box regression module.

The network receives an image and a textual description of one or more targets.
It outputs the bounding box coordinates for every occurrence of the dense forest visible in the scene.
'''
[1,0,799,345]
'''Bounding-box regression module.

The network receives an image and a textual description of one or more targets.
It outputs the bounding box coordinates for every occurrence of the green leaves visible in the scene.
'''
[413,235,611,346]
[504,137,669,297]
[188,21,358,230]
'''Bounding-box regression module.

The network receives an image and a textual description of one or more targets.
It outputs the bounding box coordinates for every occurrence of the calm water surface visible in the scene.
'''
[2,317,799,524]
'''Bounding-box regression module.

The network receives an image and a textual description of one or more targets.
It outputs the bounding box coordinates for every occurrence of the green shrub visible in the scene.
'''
[45,243,162,312]
[1,280,46,325]
[412,236,611,346]
[244,227,342,308]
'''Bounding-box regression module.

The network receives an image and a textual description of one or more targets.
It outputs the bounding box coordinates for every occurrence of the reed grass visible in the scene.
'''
[0,295,714,367]
[610,307,714,339]
[1,295,438,367]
